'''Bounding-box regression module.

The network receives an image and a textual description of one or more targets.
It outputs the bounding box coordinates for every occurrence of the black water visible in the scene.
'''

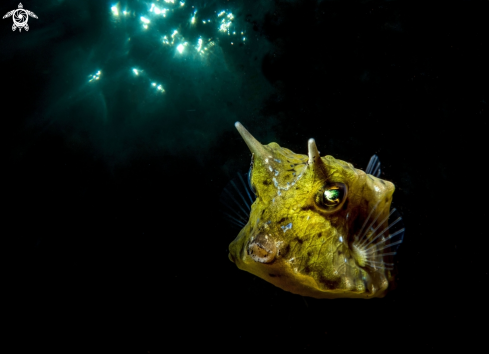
[3,0,487,351]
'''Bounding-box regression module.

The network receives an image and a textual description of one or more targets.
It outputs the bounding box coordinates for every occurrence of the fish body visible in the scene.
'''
[228,122,404,299]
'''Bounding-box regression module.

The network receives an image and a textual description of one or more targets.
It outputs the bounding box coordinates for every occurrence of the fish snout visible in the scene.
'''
[248,233,277,264]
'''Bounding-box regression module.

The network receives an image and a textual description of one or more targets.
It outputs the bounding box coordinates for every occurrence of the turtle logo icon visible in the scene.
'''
[3,3,38,32]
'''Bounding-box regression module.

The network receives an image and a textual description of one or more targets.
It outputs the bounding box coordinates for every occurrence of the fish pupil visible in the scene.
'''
[324,189,340,204]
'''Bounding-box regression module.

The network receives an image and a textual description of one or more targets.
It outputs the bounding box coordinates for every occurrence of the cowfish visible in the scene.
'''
[223,122,405,299]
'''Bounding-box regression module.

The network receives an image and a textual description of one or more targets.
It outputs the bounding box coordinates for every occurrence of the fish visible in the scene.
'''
[224,122,405,299]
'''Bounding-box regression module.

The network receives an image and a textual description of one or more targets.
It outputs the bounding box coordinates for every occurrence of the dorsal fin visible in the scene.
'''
[366,154,381,177]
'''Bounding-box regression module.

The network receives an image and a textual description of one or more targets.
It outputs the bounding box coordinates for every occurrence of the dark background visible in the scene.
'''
[2,0,487,351]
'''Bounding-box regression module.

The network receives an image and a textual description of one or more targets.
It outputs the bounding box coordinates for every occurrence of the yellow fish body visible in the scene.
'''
[227,122,404,299]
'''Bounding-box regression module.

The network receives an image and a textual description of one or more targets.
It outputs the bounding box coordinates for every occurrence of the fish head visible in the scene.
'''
[229,122,398,298]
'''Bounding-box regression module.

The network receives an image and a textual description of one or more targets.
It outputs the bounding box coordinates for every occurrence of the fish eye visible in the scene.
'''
[323,187,341,206]
[317,182,347,211]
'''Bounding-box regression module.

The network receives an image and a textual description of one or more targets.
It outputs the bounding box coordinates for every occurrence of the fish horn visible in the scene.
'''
[308,138,321,165]
[235,122,267,157]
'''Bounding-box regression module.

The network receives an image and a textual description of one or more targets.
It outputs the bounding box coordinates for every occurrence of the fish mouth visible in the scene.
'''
[229,230,278,265]
[247,233,277,264]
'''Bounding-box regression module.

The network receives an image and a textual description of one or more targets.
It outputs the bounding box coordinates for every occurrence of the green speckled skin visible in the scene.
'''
[229,125,396,299]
